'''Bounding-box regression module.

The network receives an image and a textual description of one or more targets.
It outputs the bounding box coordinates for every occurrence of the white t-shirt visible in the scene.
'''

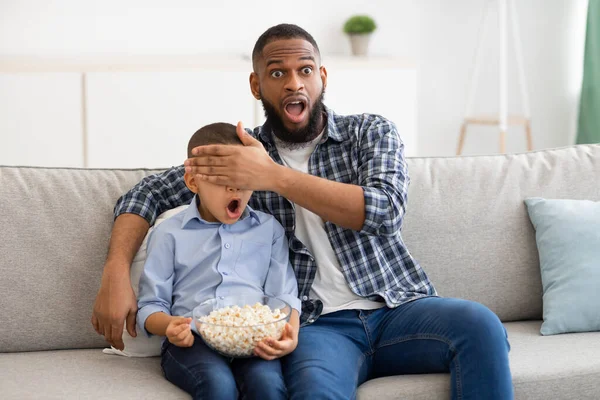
[273,132,384,315]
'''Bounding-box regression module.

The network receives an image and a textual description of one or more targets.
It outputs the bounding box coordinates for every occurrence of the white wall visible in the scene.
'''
[0,0,588,156]
[417,0,588,156]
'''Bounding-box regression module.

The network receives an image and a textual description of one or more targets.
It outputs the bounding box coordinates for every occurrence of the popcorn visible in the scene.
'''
[197,302,288,357]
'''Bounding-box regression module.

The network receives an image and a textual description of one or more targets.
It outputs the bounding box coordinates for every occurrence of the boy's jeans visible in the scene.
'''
[282,297,514,400]
[161,333,286,400]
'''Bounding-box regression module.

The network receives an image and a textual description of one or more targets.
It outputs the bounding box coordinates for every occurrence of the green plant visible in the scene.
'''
[343,15,377,34]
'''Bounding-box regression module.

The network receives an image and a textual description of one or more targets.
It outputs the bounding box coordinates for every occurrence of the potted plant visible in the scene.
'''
[343,15,377,56]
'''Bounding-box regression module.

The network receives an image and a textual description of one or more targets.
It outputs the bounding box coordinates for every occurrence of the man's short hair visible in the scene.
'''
[252,24,321,71]
[187,123,241,158]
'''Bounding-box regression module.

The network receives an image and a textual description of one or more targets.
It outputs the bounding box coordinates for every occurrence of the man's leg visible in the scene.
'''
[369,297,513,400]
[161,334,238,400]
[281,310,371,400]
[232,357,286,400]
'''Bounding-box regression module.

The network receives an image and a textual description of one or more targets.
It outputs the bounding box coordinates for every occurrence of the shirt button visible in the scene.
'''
[308,319,315,323]
[302,296,308,301]
[224,243,231,249]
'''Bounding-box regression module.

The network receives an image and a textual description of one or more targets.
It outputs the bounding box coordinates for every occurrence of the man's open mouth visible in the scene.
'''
[283,97,308,124]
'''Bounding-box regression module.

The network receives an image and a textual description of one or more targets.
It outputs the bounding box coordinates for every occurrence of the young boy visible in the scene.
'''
[136,122,301,400]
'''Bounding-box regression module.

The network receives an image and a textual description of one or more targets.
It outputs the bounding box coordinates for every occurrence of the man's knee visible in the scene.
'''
[455,300,509,351]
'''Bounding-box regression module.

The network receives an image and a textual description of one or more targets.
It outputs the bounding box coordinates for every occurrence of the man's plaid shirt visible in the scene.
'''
[115,108,436,325]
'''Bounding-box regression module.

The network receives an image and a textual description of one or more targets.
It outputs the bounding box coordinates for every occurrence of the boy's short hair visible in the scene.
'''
[187,123,242,158]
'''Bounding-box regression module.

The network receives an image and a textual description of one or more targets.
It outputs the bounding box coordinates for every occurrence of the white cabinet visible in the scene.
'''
[0,73,84,167]
[85,69,255,168]
[0,56,417,168]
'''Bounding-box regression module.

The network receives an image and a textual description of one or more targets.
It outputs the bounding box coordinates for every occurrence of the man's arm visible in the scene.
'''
[92,214,149,350]
[92,165,191,350]
[185,119,407,235]
[273,167,365,231]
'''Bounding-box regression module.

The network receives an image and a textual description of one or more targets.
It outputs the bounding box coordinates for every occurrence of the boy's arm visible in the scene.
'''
[136,227,176,337]
[92,166,192,350]
[144,311,175,336]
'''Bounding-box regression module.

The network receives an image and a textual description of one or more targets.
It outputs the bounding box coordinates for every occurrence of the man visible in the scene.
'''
[92,24,513,399]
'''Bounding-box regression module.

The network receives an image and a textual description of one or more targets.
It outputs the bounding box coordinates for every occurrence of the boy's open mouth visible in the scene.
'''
[227,199,239,212]
[226,199,242,219]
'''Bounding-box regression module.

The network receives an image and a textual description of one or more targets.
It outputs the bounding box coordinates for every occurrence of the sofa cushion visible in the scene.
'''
[2,321,599,399]
[525,197,600,335]
[402,144,600,322]
[0,349,188,399]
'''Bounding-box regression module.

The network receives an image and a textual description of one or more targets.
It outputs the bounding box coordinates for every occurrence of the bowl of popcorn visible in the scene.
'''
[193,295,292,358]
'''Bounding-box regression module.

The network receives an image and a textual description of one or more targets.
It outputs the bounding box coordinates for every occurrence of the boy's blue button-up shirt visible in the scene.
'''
[137,197,301,336]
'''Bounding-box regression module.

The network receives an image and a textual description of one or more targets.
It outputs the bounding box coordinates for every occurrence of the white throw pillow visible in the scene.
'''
[102,205,189,357]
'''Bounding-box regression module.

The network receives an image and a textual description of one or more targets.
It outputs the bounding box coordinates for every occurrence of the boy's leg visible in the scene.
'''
[368,297,513,400]
[232,357,286,400]
[281,310,371,400]
[161,334,238,400]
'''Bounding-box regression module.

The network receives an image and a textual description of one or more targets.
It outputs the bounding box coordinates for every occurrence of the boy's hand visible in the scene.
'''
[254,323,298,360]
[166,317,194,347]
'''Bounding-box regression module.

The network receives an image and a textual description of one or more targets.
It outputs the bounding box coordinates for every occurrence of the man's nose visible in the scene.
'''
[284,72,304,92]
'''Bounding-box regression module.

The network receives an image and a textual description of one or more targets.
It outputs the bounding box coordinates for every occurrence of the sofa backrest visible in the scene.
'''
[0,167,164,352]
[1,144,599,352]
[402,144,600,322]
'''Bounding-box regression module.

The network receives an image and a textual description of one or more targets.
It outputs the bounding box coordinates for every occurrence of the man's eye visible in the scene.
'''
[302,67,313,75]
[271,71,283,78]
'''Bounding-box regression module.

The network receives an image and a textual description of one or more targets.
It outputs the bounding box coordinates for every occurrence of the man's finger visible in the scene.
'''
[194,174,230,186]
[236,121,263,148]
[91,314,101,335]
[185,155,229,167]
[187,165,229,176]
[125,310,137,337]
[190,144,235,157]
[111,324,125,350]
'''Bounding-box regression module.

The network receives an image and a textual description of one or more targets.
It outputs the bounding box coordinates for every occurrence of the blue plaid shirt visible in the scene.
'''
[115,108,436,325]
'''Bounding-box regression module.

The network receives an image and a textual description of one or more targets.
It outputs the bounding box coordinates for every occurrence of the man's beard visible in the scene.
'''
[261,89,325,146]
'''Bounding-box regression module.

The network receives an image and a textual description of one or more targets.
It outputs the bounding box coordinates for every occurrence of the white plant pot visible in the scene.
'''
[348,34,372,56]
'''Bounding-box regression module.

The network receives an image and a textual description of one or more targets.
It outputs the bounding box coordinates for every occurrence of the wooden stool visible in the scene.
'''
[457,115,532,155]
[457,0,532,155]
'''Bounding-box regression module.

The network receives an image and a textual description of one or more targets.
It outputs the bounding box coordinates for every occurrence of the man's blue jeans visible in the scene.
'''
[282,297,513,400]
[161,333,287,400]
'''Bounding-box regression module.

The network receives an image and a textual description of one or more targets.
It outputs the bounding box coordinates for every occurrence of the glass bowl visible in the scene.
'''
[192,294,291,358]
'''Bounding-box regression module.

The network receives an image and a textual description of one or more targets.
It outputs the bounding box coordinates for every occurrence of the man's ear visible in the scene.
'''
[184,172,199,194]
[320,65,328,91]
[250,72,261,100]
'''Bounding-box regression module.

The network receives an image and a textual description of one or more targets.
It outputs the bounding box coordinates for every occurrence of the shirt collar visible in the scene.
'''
[181,195,260,229]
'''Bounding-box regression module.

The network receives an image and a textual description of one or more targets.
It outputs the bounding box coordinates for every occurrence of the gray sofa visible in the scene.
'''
[1,144,600,399]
